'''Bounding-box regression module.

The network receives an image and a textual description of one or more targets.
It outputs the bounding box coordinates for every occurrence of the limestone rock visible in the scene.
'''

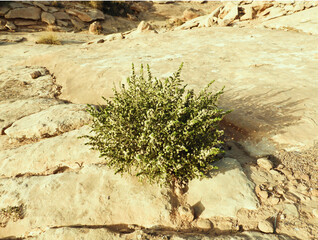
[0,165,172,237]
[0,98,61,134]
[219,2,236,19]
[265,7,287,21]
[89,21,102,35]
[0,126,100,177]
[71,17,85,31]
[137,21,154,32]
[41,12,55,25]
[219,5,238,26]
[199,6,222,27]
[66,9,104,22]
[4,104,91,140]
[195,218,213,230]
[257,157,273,171]
[251,1,274,12]
[187,158,259,218]
[258,220,274,233]
[5,7,41,20]
[182,8,202,21]
[13,19,38,26]
[0,5,10,17]
[4,21,16,30]
[104,32,124,41]
[0,66,60,101]
[33,2,48,12]
[293,1,305,12]
[53,11,71,20]
[241,5,255,21]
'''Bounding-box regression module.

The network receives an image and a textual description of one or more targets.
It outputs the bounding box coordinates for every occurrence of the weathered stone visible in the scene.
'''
[0,164,172,238]
[0,5,10,17]
[0,66,60,101]
[71,17,85,31]
[5,7,41,20]
[66,9,104,22]
[257,157,274,171]
[4,104,91,140]
[258,220,274,233]
[195,218,213,230]
[0,126,99,177]
[0,98,61,134]
[187,158,258,218]
[104,32,123,41]
[259,190,269,199]
[41,12,55,25]
[265,7,287,21]
[53,11,71,20]
[219,2,236,19]
[293,1,305,12]
[219,5,238,26]
[56,19,68,27]
[33,2,48,12]
[270,197,280,205]
[4,21,16,30]
[313,209,318,218]
[30,70,42,79]
[47,6,59,13]
[199,6,222,27]
[310,189,318,197]
[175,16,205,30]
[137,21,153,32]
[89,21,102,35]
[182,8,202,21]
[251,1,274,12]
[241,5,254,21]
[14,19,38,26]
[178,204,194,222]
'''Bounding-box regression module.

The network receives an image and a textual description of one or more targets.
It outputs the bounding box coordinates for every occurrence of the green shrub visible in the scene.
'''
[84,64,229,187]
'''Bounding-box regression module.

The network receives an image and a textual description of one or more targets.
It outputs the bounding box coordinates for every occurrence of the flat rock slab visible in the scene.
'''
[0,165,172,238]
[0,66,60,101]
[4,103,92,139]
[0,98,62,133]
[0,126,99,178]
[262,7,318,35]
[23,27,318,150]
[187,158,258,218]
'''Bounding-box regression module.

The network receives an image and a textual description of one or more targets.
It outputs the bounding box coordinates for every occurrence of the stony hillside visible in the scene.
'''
[1,1,318,239]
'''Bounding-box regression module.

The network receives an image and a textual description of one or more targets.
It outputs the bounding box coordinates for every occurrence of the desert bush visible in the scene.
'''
[84,64,229,187]
[36,34,61,45]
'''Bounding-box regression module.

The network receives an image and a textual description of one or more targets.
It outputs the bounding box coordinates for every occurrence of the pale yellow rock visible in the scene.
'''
[257,157,273,171]
[241,5,255,21]
[4,104,91,139]
[258,220,274,233]
[187,158,258,218]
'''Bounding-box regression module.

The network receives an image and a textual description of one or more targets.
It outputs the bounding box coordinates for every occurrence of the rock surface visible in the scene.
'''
[187,158,259,218]
[5,7,41,20]
[4,104,91,139]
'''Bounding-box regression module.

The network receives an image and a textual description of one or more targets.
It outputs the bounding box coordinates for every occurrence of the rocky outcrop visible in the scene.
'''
[5,7,41,20]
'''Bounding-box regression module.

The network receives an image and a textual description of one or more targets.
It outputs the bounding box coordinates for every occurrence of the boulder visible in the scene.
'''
[251,1,274,13]
[199,5,222,27]
[4,104,91,140]
[0,98,62,134]
[137,21,154,32]
[89,21,102,35]
[53,11,71,20]
[71,17,85,31]
[187,158,259,218]
[219,2,236,19]
[66,9,104,22]
[0,165,172,237]
[41,12,55,25]
[56,19,69,27]
[104,32,124,41]
[241,5,255,21]
[219,5,238,26]
[5,7,41,20]
[257,157,273,171]
[182,8,202,21]
[258,220,274,233]
[33,2,48,12]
